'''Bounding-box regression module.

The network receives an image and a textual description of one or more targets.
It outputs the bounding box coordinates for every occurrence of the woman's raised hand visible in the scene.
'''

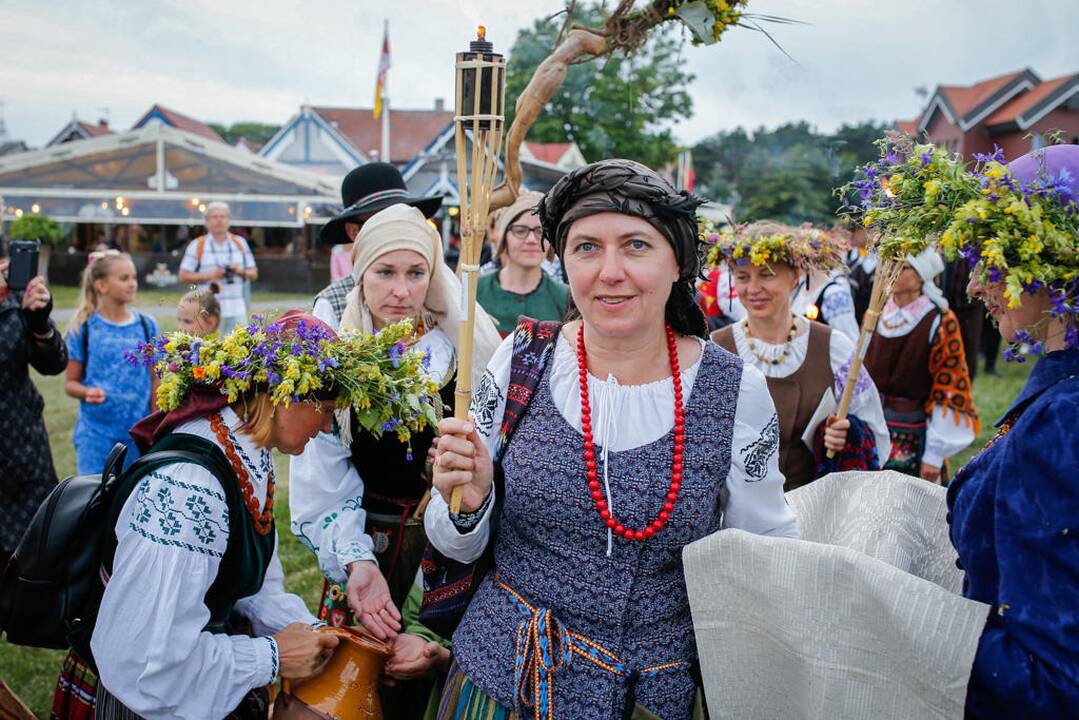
[432,417,493,514]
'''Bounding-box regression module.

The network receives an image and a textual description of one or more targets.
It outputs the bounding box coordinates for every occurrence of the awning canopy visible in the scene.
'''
[0,124,341,228]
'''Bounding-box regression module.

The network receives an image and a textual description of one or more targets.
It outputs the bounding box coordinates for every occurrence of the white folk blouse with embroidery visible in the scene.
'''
[288,327,456,583]
[728,319,892,463]
[874,294,975,467]
[91,407,316,720]
[791,268,861,343]
[425,331,800,564]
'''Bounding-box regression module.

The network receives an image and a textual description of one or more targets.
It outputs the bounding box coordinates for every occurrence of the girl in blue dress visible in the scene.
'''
[64,251,158,474]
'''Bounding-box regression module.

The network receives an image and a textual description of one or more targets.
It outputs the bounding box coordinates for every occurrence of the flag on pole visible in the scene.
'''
[677,150,695,192]
[373,22,391,119]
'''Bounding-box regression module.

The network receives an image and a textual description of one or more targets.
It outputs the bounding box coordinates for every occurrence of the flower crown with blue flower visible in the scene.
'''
[126,313,441,442]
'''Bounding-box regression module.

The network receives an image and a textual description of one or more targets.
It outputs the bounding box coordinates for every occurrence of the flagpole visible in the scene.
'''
[380,20,391,162]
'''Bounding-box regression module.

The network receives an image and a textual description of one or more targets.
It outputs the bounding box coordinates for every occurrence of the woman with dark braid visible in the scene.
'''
[426,159,798,720]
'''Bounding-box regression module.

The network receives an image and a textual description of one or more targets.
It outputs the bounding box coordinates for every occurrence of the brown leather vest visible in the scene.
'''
[713,321,835,491]
[863,308,939,408]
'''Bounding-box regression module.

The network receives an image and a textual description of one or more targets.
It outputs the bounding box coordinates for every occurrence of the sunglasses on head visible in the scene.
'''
[89,249,121,261]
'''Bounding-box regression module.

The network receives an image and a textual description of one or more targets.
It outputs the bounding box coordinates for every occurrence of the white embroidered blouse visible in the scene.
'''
[91,407,316,720]
[874,294,975,466]
[425,330,800,563]
[727,319,892,462]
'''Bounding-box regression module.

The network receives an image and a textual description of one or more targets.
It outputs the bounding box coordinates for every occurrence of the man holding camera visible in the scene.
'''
[178,202,257,333]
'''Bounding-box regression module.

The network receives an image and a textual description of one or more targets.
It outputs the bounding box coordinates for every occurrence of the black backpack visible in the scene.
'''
[0,436,237,669]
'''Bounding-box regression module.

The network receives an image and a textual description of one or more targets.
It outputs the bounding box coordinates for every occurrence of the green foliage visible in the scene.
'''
[505,2,695,168]
[9,213,65,246]
[208,122,280,147]
[693,120,892,224]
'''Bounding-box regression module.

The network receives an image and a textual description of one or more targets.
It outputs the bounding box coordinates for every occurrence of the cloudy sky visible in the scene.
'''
[3,0,1075,149]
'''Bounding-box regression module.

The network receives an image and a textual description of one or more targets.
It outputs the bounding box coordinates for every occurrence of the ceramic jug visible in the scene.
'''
[273,625,393,720]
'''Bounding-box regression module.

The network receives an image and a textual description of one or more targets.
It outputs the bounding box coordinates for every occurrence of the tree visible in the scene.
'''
[10,213,66,278]
[208,122,280,147]
[692,120,893,224]
[505,3,695,169]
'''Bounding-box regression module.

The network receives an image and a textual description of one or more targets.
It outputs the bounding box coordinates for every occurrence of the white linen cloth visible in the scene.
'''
[684,470,991,720]
[727,318,891,462]
[424,330,800,563]
[91,407,316,720]
[288,326,455,582]
[874,294,975,466]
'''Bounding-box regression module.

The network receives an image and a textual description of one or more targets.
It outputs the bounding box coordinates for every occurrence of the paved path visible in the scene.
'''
[51,298,311,324]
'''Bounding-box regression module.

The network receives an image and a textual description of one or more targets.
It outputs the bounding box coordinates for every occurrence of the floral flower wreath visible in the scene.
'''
[126,314,441,442]
[703,221,846,273]
[840,135,1079,355]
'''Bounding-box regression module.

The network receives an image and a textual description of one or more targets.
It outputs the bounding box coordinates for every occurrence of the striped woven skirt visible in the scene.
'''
[436,661,514,720]
[50,650,97,720]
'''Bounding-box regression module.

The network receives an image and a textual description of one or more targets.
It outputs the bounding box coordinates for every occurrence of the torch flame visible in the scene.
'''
[477,25,486,42]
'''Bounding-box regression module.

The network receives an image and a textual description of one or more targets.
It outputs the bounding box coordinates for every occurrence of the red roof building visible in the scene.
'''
[520,141,588,169]
[897,68,1079,160]
[131,104,224,143]
[46,117,114,147]
[313,106,453,165]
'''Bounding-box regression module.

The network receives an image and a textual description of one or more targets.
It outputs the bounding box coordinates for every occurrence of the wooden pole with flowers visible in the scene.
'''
[449,27,508,514]
[830,135,989,457]
[485,0,786,213]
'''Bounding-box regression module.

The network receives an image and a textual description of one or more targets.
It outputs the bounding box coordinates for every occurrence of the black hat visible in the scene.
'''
[320,163,443,245]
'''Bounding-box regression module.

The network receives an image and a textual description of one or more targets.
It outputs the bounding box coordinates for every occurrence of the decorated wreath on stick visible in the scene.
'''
[126,314,442,443]
[840,135,1079,356]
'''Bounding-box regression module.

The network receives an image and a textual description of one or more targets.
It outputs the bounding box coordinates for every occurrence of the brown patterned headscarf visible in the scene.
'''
[538,158,708,337]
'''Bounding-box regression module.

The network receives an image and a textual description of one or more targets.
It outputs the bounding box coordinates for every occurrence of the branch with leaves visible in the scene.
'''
[491,0,764,211]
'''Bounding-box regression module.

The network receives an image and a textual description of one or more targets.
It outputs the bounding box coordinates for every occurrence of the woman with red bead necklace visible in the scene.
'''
[425,159,798,720]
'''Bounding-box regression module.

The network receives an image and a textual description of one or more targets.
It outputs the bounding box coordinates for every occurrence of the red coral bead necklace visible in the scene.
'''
[576,322,685,542]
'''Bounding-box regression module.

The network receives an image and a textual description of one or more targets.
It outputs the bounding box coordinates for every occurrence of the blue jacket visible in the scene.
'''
[948,346,1079,718]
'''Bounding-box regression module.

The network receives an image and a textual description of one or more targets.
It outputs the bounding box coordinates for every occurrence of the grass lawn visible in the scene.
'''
[48,284,313,313]
[0,337,1031,715]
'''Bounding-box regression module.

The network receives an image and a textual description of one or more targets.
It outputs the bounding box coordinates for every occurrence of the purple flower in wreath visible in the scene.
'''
[883,149,899,166]
[389,341,406,368]
[380,418,400,432]
[986,266,1004,283]
[318,356,339,372]
[959,244,981,265]
[973,146,1006,165]
[123,349,141,366]
[920,149,933,167]
[1050,290,1070,318]
[267,370,282,386]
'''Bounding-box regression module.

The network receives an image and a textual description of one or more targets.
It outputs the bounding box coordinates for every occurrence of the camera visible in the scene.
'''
[223,266,236,283]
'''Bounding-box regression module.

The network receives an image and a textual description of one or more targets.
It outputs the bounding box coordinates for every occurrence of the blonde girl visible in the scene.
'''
[63,251,159,474]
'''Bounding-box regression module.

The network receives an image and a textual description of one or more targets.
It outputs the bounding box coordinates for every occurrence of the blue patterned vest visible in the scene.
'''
[453,342,743,720]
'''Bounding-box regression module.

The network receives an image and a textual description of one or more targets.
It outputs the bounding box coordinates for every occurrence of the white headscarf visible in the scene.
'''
[339,203,501,391]
[906,246,948,311]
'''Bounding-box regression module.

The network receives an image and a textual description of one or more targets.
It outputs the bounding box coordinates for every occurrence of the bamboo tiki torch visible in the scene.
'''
[449,26,506,513]
[827,252,904,458]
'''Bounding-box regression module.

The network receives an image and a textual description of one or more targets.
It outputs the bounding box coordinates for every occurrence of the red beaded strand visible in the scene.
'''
[576,323,685,542]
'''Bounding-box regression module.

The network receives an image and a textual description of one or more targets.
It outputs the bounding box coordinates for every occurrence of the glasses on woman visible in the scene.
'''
[508,224,543,240]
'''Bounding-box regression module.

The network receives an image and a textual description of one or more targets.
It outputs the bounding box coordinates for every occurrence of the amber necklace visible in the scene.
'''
[210,413,275,535]
[743,316,798,366]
